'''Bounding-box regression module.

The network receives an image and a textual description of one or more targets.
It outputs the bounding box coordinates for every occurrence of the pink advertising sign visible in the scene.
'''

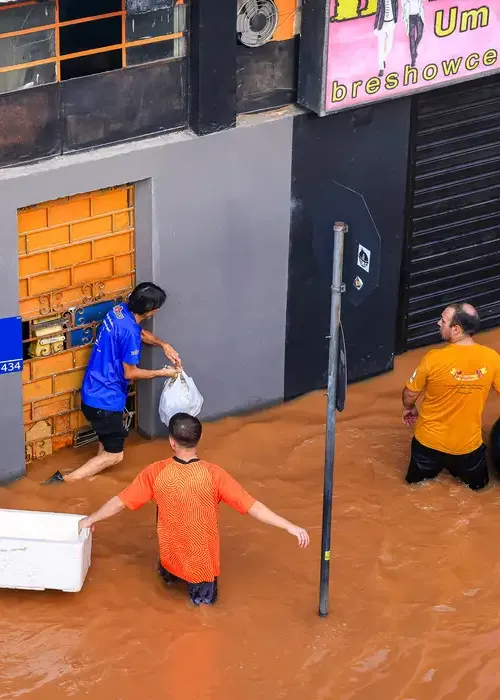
[299,0,500,115]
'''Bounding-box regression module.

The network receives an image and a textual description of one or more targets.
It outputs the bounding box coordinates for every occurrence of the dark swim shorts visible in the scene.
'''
[81,402,128,454]
[158,561,218,606]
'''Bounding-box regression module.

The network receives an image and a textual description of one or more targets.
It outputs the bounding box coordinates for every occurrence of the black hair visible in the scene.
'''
[127,282,167,316]
[449,303,480,336]
[169,413,202,448]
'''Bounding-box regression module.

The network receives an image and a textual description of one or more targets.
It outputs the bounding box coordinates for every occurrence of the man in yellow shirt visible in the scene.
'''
[402,303,500,490]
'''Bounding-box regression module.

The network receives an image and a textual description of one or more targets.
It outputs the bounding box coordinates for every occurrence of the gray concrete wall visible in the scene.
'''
[0,114,293,480]
[0,208,26,484]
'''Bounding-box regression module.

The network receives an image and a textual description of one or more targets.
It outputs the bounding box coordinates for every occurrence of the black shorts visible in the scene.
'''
[405,437,488,491]
[158,561,218,606]
[81,402,128,454]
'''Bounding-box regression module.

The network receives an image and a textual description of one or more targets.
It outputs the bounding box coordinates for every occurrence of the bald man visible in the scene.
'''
[402,303,500,490]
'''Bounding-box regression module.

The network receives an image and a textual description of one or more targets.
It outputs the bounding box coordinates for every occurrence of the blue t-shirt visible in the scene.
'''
[81,304,141,412]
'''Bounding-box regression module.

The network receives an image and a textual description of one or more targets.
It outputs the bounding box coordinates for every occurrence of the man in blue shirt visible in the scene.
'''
[45,282,181,484]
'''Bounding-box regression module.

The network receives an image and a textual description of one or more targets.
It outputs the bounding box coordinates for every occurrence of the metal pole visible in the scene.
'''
[319,221,346,617]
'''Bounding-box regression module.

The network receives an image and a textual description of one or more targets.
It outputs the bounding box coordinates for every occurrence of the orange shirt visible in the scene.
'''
[406,343,500,455]
[119,457,256,584]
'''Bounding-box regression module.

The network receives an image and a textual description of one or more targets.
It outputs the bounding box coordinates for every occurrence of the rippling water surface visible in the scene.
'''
[1,330,500,700]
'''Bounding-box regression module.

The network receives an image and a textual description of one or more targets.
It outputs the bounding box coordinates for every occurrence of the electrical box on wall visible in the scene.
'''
[299,0,500,117]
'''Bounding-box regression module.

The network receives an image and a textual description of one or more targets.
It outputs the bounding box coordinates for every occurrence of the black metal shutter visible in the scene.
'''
[404,74,500,349]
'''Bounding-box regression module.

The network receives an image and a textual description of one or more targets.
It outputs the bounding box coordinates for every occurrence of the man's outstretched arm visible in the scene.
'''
[79,496,125,531]
[248,501,310,548]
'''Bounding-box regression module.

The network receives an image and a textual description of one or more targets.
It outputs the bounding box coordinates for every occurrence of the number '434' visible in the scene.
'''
[0,361,21,373]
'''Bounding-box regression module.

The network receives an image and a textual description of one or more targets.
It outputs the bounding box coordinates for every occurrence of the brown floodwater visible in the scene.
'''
[2,329,500,700]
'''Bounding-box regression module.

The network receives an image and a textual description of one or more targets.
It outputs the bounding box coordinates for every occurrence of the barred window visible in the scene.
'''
[0,0,187,93]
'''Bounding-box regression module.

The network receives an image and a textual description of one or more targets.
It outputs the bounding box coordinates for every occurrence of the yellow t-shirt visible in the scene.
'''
[406,343,500,455]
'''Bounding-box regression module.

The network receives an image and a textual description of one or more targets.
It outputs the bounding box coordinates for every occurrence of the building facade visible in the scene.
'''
[0,0,499,482]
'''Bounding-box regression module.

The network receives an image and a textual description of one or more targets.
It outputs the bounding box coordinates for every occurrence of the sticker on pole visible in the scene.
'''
[0,316,23,375]
[357,244,370,273]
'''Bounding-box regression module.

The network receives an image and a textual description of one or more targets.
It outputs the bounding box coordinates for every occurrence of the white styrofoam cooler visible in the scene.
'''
[0,509,92,593]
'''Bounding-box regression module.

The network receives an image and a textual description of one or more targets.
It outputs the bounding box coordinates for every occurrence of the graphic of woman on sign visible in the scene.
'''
[403,0,425,67]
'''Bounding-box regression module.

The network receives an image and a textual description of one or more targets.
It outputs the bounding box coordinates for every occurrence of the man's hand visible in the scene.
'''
[162,343,181,368]
[286,524,310,548]
[402,406,418,427]
[78,517,94,533]
[158,366,180,379]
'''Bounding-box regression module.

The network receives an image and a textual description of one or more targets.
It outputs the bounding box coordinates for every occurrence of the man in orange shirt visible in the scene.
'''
[402,303,500,490]
[79,413,310,605]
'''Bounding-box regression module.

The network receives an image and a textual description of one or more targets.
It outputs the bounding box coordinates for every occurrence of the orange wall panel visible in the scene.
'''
[94,232,130,259]
[22,364,31,383]
[19,279,29,299]
[103,274,134,295]
[32,352,74,380]
[113,211,131,231]
[19,297,41,319]
[48,198,91,226]
[72,215,113,241]
[73,258,113,285]
[54,414,71,434]
[19,252,50,277]
[71,411,89,430]
[52,435,73,450]
[23,378,53,403]
[74,347,92,368]
[32,395,72,420]
[92,189,129,215]
[18,208,47,233]
[51,242,92,269]
[55,286,90,308]
[115,254,134,276]
[27,226,70,253]
[53,369,85,394]
[30,269,72,296]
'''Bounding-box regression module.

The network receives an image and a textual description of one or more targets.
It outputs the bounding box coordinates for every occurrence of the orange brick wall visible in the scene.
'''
[19,186,136,462]
[19,188,135,320]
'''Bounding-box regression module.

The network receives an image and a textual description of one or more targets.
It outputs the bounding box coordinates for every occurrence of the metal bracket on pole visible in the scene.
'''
[319,221,347,618]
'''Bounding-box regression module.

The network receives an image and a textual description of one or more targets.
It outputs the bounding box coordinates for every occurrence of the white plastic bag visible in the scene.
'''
[158,371,204,426]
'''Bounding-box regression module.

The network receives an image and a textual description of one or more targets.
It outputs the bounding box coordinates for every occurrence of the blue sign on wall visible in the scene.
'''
[0,316,23,375]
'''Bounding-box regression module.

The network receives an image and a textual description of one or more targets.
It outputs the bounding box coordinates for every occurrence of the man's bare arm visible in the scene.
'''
[78,496,125,531]
[402,387,421,426]
[122,363,178,381]
[248,501,310,548]
[402,387,420,408]
[141,329,181,367]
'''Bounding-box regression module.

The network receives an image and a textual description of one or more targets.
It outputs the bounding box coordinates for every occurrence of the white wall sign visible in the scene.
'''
[357,244,371,273]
